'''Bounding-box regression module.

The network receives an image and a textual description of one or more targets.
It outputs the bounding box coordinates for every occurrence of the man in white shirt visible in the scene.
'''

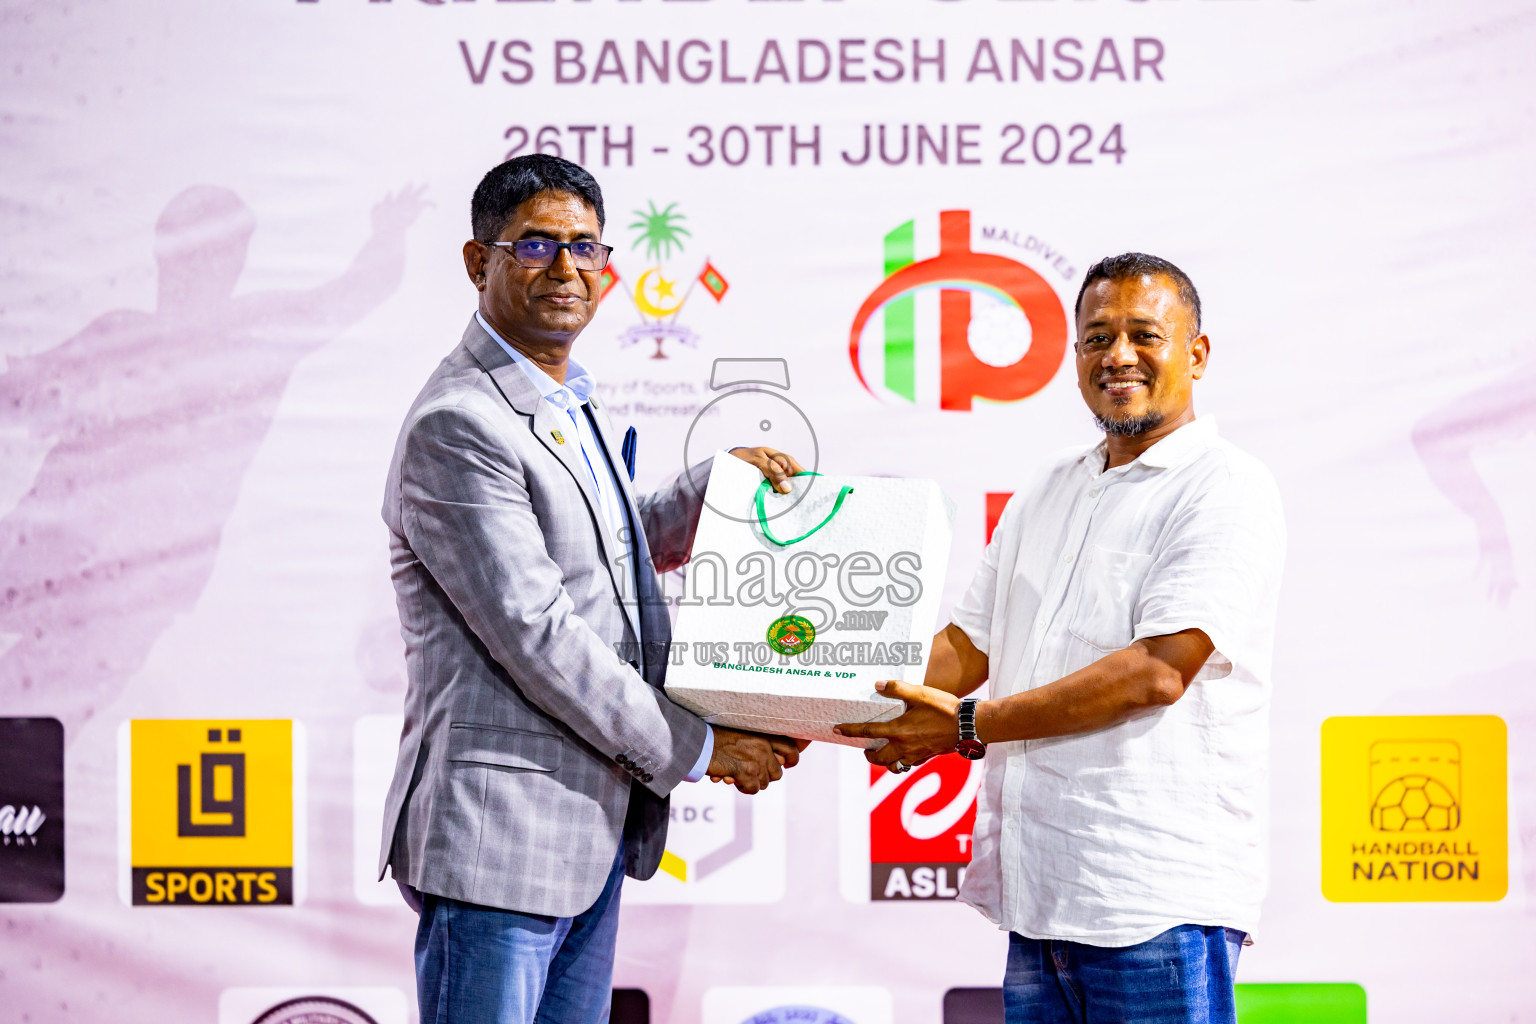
[837,254,1285,1024]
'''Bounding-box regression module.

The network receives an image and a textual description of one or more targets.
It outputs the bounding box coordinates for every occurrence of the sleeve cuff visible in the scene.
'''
[950,612,991,657]
[1132,621,1235,679]
[684,724,715,783]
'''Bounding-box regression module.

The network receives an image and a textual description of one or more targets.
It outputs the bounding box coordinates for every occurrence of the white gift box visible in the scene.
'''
[664,453,955,747]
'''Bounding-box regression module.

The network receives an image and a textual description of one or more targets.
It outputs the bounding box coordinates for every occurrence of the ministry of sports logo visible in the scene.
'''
[849,210,1068,411]
[603,200,729,359]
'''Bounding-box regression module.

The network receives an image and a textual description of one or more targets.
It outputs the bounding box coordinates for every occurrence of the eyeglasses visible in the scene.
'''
[487,239,613,272]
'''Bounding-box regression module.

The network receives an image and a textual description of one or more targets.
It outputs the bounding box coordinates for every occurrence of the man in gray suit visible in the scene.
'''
[379,154,803,1024]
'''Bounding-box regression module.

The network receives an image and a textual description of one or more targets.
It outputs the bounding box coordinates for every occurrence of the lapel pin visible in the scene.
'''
[551,429,567,445]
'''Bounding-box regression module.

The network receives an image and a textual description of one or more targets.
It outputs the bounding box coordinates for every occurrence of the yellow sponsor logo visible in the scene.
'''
[1321,715,1506,902]
[126,720,296,905]
[659,850,688,882]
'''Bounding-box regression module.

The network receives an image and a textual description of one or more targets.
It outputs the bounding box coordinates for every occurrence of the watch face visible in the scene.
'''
[956,739,986,760]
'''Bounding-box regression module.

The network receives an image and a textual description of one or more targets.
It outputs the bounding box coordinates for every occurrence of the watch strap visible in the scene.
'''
[956,699,986,759]
[958,698,978,741]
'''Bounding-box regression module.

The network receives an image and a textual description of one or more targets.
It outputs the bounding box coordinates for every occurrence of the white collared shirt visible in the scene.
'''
[477,312,628,544]
[951,417,1286,946]
[477,312,713,781]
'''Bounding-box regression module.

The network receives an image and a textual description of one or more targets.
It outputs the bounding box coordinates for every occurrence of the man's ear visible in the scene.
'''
[1189,333,1210,380]
[463,239,488,290]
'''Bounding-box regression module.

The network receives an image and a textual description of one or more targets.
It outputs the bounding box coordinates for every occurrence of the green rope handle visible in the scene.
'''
[754,472,855,547]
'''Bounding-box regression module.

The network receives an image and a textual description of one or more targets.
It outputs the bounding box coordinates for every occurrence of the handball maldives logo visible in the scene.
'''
[849,210,1068,411]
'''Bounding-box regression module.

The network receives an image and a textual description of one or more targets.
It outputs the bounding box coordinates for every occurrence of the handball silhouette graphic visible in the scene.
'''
[1371,774,1461,832]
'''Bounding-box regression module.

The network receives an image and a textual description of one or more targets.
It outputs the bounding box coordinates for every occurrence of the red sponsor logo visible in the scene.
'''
[869,756,982,900]
[849,210,1068,411]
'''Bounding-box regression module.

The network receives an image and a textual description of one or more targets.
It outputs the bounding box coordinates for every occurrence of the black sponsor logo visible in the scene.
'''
[0,717,65,903]
[179,742,246,837]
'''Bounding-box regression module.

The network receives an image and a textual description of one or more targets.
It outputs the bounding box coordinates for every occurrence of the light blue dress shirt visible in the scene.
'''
[476,313,713,782]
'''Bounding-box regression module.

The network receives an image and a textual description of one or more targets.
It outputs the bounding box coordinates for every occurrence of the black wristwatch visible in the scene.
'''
[956,698,986,760]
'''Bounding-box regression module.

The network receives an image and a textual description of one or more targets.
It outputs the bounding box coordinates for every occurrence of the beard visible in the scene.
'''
[1094,409,1165,436]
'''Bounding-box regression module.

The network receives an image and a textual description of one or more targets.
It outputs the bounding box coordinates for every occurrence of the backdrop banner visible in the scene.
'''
[2,1,1534,1022]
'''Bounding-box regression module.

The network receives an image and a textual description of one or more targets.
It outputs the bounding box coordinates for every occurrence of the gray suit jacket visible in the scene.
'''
[377,315,711,917]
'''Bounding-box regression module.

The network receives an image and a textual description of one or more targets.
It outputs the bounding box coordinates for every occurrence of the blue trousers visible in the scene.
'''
[1004,925,1244,1024]
[413,844,626,1024]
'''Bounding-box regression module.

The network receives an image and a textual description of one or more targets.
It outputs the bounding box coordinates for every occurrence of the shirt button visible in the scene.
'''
[1063,553,1074,564]
[1089,488,1101,499]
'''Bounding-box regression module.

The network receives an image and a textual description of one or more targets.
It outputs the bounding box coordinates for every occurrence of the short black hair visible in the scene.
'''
[470,154,605,242]
[1074,252,1202,335]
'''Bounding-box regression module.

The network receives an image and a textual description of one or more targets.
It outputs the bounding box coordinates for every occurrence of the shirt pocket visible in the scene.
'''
[447,723,564,773]
[1065,545,1155,652]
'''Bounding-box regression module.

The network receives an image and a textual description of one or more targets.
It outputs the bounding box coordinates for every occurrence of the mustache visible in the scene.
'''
[1095,371,1153,385]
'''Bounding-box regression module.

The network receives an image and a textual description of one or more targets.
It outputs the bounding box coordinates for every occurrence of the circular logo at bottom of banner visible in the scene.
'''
[766,614,816,656]
[739,1008,855,1024]
[251,996,379,1024]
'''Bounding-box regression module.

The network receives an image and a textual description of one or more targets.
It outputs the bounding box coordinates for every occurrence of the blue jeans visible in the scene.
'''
[414,843,626,1024]
[1004,925,1244,1024]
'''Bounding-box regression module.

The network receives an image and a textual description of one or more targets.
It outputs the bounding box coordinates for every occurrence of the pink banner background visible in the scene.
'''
[3,1,1535,1020]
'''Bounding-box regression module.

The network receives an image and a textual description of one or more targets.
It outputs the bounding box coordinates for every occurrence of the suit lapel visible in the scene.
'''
[585,399,642,544]
[584,396,646,650]
[462,317,635,636]
[588,401,674,687]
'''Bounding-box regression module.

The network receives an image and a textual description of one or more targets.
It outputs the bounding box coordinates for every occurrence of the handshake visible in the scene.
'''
[703,679,966,793]
[702,678,948,793]
[704,727,809,794]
